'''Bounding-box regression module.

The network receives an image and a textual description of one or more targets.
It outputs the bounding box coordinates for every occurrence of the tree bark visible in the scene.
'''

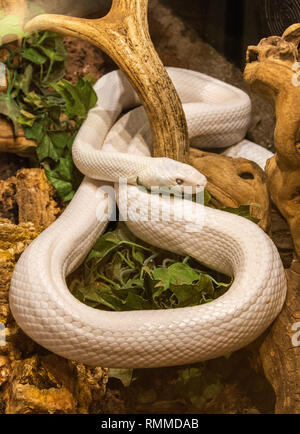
[259,261,300,414]
[244,26,300,413]
[0,169,108,414]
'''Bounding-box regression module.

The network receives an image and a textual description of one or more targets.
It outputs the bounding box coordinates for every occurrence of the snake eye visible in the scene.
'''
[176,178,184,185]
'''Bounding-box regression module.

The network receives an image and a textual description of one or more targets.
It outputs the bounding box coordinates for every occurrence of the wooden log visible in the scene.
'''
[244,26,300,259]
[0,119,36,156]
[15,169,61,229]
[259,261,300,414]
[190,149,271,233]
[244,25,300,414]
[0,169,108,414]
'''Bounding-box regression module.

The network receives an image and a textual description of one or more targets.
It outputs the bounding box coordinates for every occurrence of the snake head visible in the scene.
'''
[138,157,207,194]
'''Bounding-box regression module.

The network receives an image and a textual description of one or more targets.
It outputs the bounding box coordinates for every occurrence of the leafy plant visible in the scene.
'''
[108,362,224,410]
[0,31,97,202]
[205,190,260,224]
[68,191,259,312]
[68,224,232,312]
[222,204,260,224]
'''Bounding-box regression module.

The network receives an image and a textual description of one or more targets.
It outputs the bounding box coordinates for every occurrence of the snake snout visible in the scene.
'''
[183,166,207,191]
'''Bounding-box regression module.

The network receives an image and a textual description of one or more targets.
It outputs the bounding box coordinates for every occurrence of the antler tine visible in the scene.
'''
[24,0,189,163]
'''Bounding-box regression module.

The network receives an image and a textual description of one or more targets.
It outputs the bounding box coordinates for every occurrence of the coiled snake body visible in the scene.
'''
[10,68,287,368]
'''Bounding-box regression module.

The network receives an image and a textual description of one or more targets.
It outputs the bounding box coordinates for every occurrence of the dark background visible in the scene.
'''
[160,0,300,68]
[36,0,300,69]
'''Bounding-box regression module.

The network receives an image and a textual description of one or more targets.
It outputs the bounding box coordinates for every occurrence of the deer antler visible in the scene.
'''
[25,0,189,163]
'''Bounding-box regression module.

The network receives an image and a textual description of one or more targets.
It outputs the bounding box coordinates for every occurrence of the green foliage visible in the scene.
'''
[173,366,223,409]
[107,362,224,410]
[53,78,98,118]
[69,192,258,313]
[222,204,260,224]
[0,31,97,202]
[69,224,232,312]
[205,189,260,223]
[0,93,20,133]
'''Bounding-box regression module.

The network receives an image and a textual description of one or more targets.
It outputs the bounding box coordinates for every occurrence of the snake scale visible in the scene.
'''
[10,68,287,368]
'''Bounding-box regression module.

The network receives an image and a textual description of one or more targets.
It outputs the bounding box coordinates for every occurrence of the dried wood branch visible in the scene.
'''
[245,25,300,259]
[244,24,300,414]
[190,149,271,232]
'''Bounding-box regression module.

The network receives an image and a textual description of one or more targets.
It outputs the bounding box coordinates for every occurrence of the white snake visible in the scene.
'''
[10,68,287,368]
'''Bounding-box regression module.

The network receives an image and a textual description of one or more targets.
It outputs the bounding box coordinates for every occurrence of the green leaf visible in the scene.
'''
[222,204,260,224]
[36,130,71,163]
[48,131,71,152]
[0,94,19,133]
[25,120,45,142]
[87,234,120,262]
[46,170,74,202]
[22,48,47,65]
[152,268,170,291]
[52,79,85,117]
[196,274,215,295]
[132,247,145,265]
[54,36,67,60]
[168,263,200,286]
[79,77,98,113]
[52,78,97,118]
[45,157,78,202]
[189,378,223,409]
[170,284,199,306]
[170,275,214,308]
[36,133,60,162]
[122,292,153,311]
[43,61,65,86]
[19,64,33,94]
[50,157,73,180]
[17,109,37,127]
[97,293,126,312]
[39,43,66,62]
[204,189,212,206]
[202,382,223,400]
[33,31,62,46]
[23,91,44,108]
